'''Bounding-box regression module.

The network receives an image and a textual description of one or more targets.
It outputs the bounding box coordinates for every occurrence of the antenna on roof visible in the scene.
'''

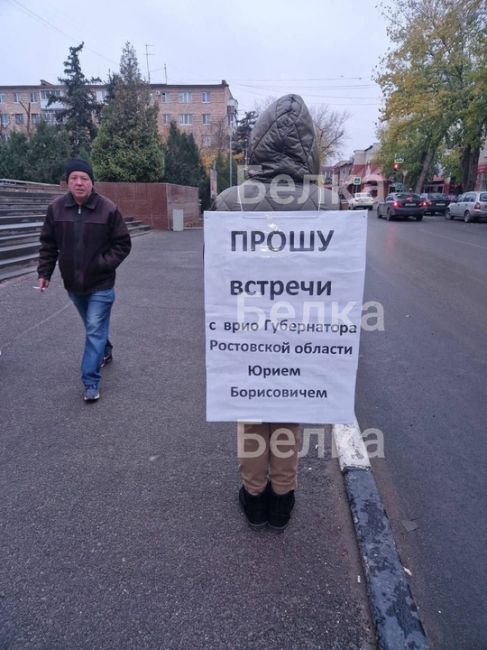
[145,44,154,83]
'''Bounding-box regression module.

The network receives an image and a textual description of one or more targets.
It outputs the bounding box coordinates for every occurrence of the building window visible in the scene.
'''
[202,91,211,103]
[31,113,41,125]
[41,90,62,101]
[0,94,5,104]
[15,113,24,125]
[14,92,21,103]
[179,113,192,125]
[0,113,9,127]
[41,110,57,124]
[202,113,211,125]
[178,92,192,103]
[160,92,171,103]
[202,135,212,147]
[30,92,40,103]
[163,113,172,125]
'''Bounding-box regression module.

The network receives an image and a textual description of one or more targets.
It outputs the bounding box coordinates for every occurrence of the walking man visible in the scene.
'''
[37,159,131,402]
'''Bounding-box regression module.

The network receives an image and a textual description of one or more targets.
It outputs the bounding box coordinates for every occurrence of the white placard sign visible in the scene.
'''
[204,211,367,424]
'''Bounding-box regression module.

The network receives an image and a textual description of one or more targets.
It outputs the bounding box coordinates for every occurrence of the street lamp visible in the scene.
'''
[227,98,238,187]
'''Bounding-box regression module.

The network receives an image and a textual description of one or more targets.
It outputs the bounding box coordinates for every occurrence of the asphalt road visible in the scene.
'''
[0,230,374,650]
[356,210,487,649]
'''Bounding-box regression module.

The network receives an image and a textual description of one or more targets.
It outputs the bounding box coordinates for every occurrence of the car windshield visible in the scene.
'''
[428,193,448,199]
[396,193,421,200]
[355,193,371,198]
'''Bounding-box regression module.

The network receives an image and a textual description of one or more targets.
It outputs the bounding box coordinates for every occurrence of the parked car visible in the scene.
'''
[348,192,375,210]
[446,191,487,222]
[420,192,450,215]
[377,192,424,221]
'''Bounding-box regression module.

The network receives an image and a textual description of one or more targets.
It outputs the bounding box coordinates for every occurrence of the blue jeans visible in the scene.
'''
[69,289,115,388]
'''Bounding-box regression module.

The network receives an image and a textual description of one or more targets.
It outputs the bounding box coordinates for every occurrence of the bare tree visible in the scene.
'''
[252,98,348,164]
[309,105,349,164]
[209,115,230,154]
[252,96,278,114]
[19,100,32,136]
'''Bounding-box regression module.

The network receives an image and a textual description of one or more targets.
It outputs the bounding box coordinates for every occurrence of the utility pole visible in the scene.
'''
[227,98,238,187]
[145,44,154,83]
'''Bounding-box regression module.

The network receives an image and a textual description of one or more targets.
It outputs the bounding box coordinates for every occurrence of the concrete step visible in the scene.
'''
[0,221,44,232]
[0,232,41,246]
[0,241,40,261]
[0,222,151,284]
[0,207,48,216]
[0,217,147,230]
[0,190,61,199]
[0,251,39,272]
[0,214,46,225]
[0,264,38,284]
[128,225,151,236]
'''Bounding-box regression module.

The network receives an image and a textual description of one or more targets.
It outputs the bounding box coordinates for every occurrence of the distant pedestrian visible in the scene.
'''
[37,159,131,402]
[213,94,327,530]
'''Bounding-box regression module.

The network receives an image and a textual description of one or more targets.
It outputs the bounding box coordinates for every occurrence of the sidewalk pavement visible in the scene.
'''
[0,229,375,650]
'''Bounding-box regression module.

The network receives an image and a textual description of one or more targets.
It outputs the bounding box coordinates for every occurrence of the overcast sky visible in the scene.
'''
[1,0,390,160]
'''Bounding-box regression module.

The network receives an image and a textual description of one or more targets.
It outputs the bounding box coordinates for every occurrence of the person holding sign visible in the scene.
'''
[213,94,327,530]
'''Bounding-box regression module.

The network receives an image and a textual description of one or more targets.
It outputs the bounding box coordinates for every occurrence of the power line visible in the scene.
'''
[232,76,370,82]
[6,0,118,67]
[145,44,154,83]
[233,83,377,90]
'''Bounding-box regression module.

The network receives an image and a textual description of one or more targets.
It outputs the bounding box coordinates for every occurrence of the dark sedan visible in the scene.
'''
[377,193,424,221]
[420,193,450,215]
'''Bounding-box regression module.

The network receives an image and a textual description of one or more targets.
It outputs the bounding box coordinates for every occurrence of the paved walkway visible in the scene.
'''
[0,230,374,649]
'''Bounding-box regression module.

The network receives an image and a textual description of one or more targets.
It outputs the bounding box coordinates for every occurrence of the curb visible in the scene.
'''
[332,421,429,650]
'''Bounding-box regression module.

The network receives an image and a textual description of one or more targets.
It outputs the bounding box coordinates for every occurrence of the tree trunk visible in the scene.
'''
[461,144,480,191]
[414,146,436,193]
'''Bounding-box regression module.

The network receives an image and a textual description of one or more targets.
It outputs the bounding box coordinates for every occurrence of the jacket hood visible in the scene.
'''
[248,94,320,182]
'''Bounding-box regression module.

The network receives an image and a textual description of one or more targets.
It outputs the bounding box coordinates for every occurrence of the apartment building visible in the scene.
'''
[0,79,237,153]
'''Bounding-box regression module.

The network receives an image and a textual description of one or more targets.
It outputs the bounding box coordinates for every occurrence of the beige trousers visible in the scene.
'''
[237,422,300,496]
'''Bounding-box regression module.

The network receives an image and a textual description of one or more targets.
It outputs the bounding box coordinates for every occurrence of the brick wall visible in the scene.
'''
[154,83,232,152]
[94,182,200,230]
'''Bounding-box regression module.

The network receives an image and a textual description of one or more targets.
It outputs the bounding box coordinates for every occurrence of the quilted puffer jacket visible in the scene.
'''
[214,94,329,211]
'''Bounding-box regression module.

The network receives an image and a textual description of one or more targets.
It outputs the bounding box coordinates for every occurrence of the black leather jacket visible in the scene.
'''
[38,190,131,294]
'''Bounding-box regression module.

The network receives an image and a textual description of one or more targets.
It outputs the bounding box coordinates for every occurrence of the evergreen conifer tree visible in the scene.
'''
[163,121,209,208]
[49,42,101,156]
[91,43,164,182]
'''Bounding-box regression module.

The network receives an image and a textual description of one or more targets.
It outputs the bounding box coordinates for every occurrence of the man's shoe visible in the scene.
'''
[239,485,268,529]
[268,487,295,531]
[101,351,113,368]
[83,385,100,402]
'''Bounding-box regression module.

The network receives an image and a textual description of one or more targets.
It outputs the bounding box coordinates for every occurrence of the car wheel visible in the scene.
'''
[416,215,423,221]
[464,211,472,223]
[386,210,394,221]
[446,209,453,220]
[377,209,382,218]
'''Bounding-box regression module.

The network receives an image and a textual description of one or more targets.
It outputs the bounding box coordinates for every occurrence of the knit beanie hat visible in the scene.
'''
[65,158,94,182]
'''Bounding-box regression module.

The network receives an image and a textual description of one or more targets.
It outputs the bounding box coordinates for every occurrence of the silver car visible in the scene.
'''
[446,191,487,222]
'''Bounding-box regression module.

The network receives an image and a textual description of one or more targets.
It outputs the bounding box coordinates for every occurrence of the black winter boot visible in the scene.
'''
[268,487,295,531]
[239,485,269,529]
